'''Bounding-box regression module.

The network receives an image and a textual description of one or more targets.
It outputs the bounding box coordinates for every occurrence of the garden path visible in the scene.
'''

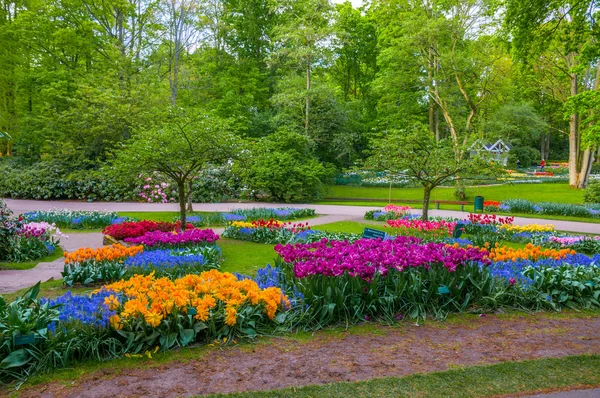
[5,199,600,233]
[0,233,103,294]
[16,313,600,398]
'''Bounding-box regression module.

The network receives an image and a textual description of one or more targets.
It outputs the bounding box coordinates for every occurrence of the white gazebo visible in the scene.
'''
[469,139,511,166]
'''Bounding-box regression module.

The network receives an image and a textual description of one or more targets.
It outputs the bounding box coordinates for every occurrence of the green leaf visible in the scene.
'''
[0,349,32,369]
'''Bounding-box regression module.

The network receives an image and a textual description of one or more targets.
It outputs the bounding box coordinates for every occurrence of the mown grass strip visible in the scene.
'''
[326,184,585,204]
[0,250,63,271]
[205,355,600,398]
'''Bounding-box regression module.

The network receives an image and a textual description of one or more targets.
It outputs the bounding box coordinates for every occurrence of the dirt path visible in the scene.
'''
[17,313,600,398]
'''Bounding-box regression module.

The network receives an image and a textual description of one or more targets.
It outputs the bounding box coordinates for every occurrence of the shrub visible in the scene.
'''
[243,131,333,202]
[584,182,600,204]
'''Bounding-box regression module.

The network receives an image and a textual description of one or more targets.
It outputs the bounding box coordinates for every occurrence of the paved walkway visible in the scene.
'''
[4,199,600,233]
[521,388,600,398]
[0,233,104,294]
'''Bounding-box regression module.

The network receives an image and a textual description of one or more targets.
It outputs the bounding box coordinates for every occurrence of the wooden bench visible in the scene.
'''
[433,200,471,211]
[324,197,473,211]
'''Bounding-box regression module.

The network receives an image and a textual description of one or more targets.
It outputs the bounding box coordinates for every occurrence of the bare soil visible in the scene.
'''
[17,314,600,398]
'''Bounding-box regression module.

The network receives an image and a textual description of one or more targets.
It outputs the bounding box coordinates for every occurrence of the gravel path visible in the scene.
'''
[16,314,600,398]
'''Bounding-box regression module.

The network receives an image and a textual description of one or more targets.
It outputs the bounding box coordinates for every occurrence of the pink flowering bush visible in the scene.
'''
[137,172,177,203]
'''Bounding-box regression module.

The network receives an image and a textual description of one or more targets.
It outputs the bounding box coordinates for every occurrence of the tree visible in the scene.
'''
[368,128,500,220]
[272,0,334,135]
[505,0,599,187]
[242,130,332,202]
[115,110,240,228]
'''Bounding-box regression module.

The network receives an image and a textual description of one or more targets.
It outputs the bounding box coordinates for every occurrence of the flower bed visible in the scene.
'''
[22,209,124,229]
[173,208,317,228]
[102,220,193,240]
[364,205,412,221]
[1,271,289,383]
[222,219,311,244]
[276,237,489,279]
[483,199,600,219]
[62,242,222,286]
[385,219,456,240]
[1,200,65,263]
[488,243,575,262]
[124,228,219,248]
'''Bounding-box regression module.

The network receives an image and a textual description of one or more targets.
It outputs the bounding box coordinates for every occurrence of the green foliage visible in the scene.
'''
[243,130,333,202]
[507,147,541,168]
[501,199,599,218]
[368,128,501,219]
[279,260,501,326]
[584,182,600,204]
[485,103,547,146]
[0,162,138,201]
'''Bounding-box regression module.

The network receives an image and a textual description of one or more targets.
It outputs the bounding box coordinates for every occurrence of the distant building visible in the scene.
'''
[469,139,511,166]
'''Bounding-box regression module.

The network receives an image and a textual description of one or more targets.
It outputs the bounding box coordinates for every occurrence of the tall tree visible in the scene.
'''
[506,0,599,187]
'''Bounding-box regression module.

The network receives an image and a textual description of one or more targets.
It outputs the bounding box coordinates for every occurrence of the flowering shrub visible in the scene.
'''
[100,271,289,347]
[223,219,311,244]
[22,209,121,229]
[488,243,575,262]
[102,220,193,240]
[385,219,456,240]
[137,172,177,203]
[124,228,219,248]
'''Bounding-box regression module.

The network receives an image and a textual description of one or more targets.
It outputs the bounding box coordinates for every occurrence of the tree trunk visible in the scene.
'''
[422,184,432,221]
[186,180,193,212]
[577,148,594,188]
[178,180,187,231]
[568,69,579,186]
[540,133,545,161]
[576,62,600,187]
[305,54,311,135]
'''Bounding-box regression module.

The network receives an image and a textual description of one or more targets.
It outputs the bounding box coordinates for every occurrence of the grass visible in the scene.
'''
[0,250,63,271]
[326,183,585,204]
[219,238,278,275]
[314,221,386,235]
[204,355,600,398]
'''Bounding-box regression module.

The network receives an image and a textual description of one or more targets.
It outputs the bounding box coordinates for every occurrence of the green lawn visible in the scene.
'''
[206,355,600,398]
[326,183,585,204]
[0,250,63,271]
[219,238,278,275]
